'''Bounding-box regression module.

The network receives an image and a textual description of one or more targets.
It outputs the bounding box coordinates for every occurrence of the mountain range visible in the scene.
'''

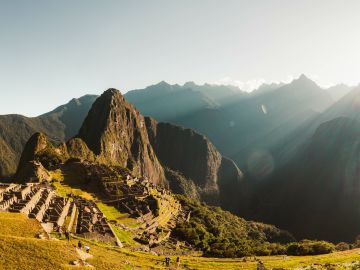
[2,75,360,242]
[14,89,243,207]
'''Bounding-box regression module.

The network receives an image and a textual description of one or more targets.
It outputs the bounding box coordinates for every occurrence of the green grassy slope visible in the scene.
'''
[2,212,360,269]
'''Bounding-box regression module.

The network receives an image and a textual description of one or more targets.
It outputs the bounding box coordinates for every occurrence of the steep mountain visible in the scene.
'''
[182,81,245,106]
[325,84,353,101]
[145,117,243,204]
[252,82,285,95]
[246,117,360,242]
[13,90,300,260]
[0,114,63,178]
[41,94,98,140]
[0,95,97,178]
[320,85,360,121]
[16,89,243,197]
[126,75,334,175]
[15,132,68,183]
[76,89,165,184]
[272,84,360,166]
[225,84,360,243]
[2,76,333,180]
[124,81,249,121]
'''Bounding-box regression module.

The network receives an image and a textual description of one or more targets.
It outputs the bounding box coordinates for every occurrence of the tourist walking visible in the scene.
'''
[176,257,180,268]
[78,241,83,250]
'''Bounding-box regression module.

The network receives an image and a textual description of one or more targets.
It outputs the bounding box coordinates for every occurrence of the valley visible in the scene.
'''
[1,81,360,269]
[3,1,360,268]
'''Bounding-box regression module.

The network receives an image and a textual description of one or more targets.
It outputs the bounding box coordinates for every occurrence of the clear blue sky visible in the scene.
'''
[1,0,360,116]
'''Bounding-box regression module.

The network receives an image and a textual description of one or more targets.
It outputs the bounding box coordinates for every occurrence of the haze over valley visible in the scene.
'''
[3,1,360,269]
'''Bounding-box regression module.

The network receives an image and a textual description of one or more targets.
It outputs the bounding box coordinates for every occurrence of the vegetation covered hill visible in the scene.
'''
[15,89,243,207]
[125,75,334,171]
[248,117,360,242]
[124,77,360,243]
[2,79,360,250]
[231,86,360,242]
[46,166,298,258]
[0,95,97,178]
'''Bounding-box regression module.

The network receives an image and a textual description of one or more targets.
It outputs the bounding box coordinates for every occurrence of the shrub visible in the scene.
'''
[172,195,333,258]
[287,240,334,256]
[335,242,350,251]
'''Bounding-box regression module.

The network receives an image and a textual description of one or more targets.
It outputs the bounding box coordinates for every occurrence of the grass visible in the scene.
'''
[36,170,360,269]
[1,212,360,269]
[96,202,129,221]
[178,250,360,269]
[49,170,94,200]
[0,213,43,238]
[0,212,81,270]
[49,170,139,246]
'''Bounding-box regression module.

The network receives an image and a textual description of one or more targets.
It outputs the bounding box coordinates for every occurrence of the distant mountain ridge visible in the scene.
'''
[0,95,98,177]
[2,76,360,243]
[250,116,360,242]
[41,94,99,140]
[228,85,360,242]
[15,89,243,207]
[125,75,335,173]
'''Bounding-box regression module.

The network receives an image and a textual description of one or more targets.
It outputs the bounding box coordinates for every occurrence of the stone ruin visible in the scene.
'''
[100,173,181,247]
[55,160,182,248]
[0,183,122,247]
[73,196,122,247]
[102,175,156,217]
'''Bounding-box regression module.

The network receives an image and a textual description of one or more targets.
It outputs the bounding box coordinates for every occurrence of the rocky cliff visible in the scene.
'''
[145,117,243,203]
[15,89,243,205]
[15,132,65,183]
[76,89,165,184]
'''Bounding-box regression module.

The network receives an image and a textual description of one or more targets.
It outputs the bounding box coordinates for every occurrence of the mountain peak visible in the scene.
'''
[290,74,319,88]
[155,81,170,87]
[103,88,121,95]
[76,89,165,183]
[299,73,309,80]
[183,81,197,88]
[297,74,313,83]
[102,88,125,101]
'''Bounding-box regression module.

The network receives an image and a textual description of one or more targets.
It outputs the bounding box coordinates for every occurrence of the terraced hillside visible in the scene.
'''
[2,211,360,269]
[49,167,182,249]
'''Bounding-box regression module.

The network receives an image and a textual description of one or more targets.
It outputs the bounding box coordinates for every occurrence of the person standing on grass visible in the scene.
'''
[176,257,180,268]
[165,257,170,267]
[65,230,71,242]
[58,227,63,238]
[78,241,83,250]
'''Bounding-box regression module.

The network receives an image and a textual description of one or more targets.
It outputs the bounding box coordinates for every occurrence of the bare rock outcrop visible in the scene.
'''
[74,89,165,184]
[16,133,67,173]
[145,117,243,204]
[15,160,51,183]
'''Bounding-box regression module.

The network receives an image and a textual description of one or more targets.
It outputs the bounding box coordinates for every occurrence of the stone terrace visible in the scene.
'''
[0,183,122,247]
[101,174,181,247]
[73,196,122,246]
